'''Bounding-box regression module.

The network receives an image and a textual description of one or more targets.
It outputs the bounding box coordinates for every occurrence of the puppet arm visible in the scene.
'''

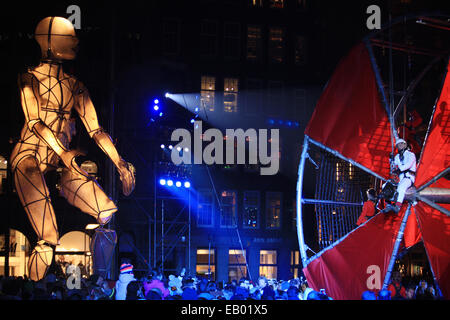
[74,81,135,195]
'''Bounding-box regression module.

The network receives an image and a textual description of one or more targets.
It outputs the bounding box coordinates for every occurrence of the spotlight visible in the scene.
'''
[153,105,159,111]
[165,92,170,98]
[167,180,173,186]
[159,112,163,117]
[184,181,191,188]
[169,145,173,150]
[190,119,195,123]
[154,99,159,104]
[160,144,165,149]
[195,107,199,112]
[159,179,166,186]
[175,181,182,187]
[177,146,182,152]
[184,147,189,152]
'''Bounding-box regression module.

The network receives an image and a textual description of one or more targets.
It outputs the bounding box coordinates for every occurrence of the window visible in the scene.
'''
[243,191,260,228]
[197,189,214,227]
[250,0,263,7]
[201,76,216,112]
[294,35,307,66]
[293,88,306,119]
[0,155,7,194]
[196,248,215,280]
[267,81,283,116]
[200,20,218,56]
[246,78,263,115]
[268,27,285,63]
[220,190,237,227]
[229,249,247,281]
[224,78,239,113]
[246,25,262,62]
[290,250,300,278]
[266,192,282,229]
[297,0,307,10]
[162,19,180,55]
[269,0,284,9]
[224,22,241,59]
[260,250,277,279]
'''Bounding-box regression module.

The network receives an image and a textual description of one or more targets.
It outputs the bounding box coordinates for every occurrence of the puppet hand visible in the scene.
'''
[117,159,135,196]
[60,150,89,178]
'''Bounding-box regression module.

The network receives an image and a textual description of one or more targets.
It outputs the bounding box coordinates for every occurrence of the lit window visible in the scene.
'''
[220,190,237,227]
[250,0,263,7]
[266,192,282,229]
[197,189,214,227]
[243,191,259,228]
[259,250,277,279]
[290,250,300,278]
[268,27,285,63]
[196,248,215,280]
[224,78,239,113]
[229,249,247,281]
[224,22,240,59]
[201,76,216,112]
[246,25,262,62]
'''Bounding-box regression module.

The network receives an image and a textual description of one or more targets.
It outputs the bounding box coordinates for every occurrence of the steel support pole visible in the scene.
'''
[296,136,310,268]
[382,203,412,290]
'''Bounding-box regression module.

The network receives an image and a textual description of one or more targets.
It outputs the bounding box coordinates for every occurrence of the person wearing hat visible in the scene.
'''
[356,188,378,226]
[384,138,416,214]
[115,262,136,300]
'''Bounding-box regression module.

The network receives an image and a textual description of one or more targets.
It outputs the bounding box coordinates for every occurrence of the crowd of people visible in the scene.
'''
[0,261,442,300]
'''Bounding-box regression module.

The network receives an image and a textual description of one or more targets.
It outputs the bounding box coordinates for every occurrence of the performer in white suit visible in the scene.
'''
[385,138,416,213]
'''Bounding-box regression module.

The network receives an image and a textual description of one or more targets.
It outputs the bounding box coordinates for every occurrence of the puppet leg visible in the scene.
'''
[13,156,59,244]
[59,168,118,225]
[13,156,59,280]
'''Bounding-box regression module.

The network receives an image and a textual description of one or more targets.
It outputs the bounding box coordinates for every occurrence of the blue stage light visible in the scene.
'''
[165,92,170,98]
[160,144,165,149]
[195,107,199,112]
[167,180,173,186]
[190,119,195,123]
[169,145,173,150]
[153,105,159,111]
[175,181,182,187]
[159,179,166,185]
[184,181,191,188]
[268,119,274,125]
[154,99,159,104]
[159,112,163,117]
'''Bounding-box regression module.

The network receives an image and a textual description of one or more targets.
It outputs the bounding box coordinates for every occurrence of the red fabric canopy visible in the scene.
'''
[303,207,407,300]
[305,42,392,180]
[414,59,450,298]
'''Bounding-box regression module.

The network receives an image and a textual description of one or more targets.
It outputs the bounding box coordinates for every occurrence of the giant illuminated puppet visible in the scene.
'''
[10,17,135,280]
